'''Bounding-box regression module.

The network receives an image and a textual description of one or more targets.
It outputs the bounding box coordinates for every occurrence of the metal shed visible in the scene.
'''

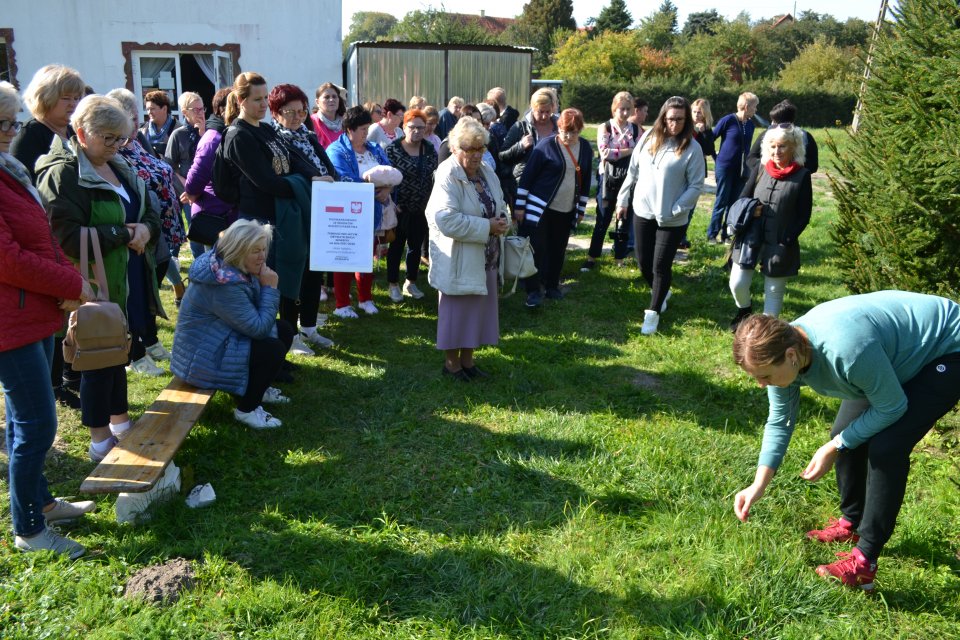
[344,42,534,110]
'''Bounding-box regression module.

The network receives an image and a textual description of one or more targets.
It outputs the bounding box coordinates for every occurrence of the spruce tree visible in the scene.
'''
[594,0,633,34]
[829,0,960,299]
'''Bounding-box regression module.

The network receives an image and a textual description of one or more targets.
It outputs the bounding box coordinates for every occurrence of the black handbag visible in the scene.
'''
[187,213,230,246]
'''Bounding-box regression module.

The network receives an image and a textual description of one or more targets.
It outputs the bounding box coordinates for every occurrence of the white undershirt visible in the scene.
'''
[104,181,130,202]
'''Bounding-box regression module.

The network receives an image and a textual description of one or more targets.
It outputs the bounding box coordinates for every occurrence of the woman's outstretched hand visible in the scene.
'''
[800,441,839,482]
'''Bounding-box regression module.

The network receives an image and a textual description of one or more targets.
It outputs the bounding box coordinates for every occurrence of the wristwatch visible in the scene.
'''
[832,434,847,452]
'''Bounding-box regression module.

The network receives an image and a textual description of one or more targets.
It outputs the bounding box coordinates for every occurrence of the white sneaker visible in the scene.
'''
[234,405,282,429]
[127,355,165,376]
[300,328,334,349]
[641,310,660,336]
[358,300,379,315]
[333,306,359,319]
[43,497,97,524]
[145,341,171,361]
[288,334,315,357]
[319,286,328,302]
[261,386,290,404]
[15,528,86,559]
[660,290,672,313]
[403,281,425,299]
[388,284,403,303]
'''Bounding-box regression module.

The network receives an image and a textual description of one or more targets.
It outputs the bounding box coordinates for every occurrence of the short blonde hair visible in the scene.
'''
[71,95,131,137]
[448,117,488,152]
[529,88,555,111]
[446,96,464,110]
[23,64,85,119]
[611,91,633,113]
[178,91,202,112]
[0,81,22,117]
[761,126,806,167]
[105,88,139,120]
[408,95,426,110]
[737,92,759,111]
[217,219,274,272]
[423,105,439,122]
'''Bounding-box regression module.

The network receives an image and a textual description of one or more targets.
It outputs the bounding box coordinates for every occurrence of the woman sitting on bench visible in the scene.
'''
[171,219,293,429]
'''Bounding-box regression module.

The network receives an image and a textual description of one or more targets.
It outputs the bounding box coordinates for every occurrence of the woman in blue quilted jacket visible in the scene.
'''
[171,220,294,430]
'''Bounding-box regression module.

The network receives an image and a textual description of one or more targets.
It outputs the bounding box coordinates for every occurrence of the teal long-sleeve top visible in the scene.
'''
[758,290,960,470]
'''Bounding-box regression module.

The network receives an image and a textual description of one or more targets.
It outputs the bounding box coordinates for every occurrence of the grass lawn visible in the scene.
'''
[1,129,958,639]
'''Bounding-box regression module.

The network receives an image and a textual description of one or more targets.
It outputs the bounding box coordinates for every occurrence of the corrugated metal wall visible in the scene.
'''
[448,49,530,109]
[347,44,533,112]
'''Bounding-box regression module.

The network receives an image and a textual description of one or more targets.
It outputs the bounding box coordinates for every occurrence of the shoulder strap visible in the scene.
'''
[79,227,111,301]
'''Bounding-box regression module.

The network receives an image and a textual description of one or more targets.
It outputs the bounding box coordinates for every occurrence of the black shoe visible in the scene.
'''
[54,386,82,410]
[579,260,595,272]
[544,288,564,300]
[62,375,81,393]
[442,366,471,382]
[525,291,543,308]
[729,306,753,333]
[678,239,690,250]
[462,365,490,379]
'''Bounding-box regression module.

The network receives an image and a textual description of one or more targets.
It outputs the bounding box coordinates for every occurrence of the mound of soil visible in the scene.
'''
[124,558,195,604]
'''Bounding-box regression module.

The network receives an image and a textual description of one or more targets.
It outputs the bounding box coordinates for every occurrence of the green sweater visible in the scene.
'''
[759,290,960,469]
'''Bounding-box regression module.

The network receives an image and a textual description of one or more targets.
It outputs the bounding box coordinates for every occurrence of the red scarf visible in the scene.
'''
[765,160,800,180]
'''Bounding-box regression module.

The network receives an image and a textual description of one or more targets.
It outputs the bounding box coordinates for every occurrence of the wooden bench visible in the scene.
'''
[80,377,215,495]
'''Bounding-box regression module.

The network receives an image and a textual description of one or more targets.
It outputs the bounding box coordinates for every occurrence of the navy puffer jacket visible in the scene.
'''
[171,248,280,395]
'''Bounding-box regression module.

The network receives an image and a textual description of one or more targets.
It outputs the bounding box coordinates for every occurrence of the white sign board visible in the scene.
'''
[310,181,375,273]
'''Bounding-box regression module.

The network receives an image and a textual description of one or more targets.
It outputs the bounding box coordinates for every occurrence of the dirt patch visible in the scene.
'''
[124,558,196,605]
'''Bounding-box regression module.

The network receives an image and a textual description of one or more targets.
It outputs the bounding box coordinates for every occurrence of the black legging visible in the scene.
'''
[279,266,323,330]
[237,319,295,412]
[522,208,575,293]
[830,352,960,561]
[386,208,428,284]
[633,216,684,313]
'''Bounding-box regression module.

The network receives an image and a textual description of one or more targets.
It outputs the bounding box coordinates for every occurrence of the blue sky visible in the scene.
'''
[341,0,893,34]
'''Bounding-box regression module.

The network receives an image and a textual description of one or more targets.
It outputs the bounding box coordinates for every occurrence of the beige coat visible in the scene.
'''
[426,157,507,296]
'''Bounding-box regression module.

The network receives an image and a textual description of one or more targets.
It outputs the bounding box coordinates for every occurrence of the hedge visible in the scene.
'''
[561,79,857,127]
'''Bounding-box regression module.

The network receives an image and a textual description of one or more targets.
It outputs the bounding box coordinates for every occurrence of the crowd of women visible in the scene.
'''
[2,64,958,595]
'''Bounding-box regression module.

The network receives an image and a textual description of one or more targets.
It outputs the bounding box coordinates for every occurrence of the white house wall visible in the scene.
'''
[7,0,341,102]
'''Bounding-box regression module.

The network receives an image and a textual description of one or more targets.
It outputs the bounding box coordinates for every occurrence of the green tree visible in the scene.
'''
[504,0,576,69]
[829,0,960,299]
[681,10,723,38]
[636,1,678,50]
[343,12,398,56]
[542,30,673,81]
[778,39,860,94]
[674,17,766,85]
[389,8,498,45]
[593,0,632,35]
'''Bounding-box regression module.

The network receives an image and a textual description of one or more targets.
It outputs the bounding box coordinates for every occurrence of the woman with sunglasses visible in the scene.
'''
[616,96,706,336]
[38,95,163,464]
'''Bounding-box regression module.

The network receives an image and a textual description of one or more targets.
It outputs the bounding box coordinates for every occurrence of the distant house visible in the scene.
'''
[449,11,516,36]
[4,0,341,119]
[772,14,796,28]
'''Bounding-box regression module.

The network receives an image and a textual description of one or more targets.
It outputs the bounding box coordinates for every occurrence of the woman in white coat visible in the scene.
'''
[426,118,510,381]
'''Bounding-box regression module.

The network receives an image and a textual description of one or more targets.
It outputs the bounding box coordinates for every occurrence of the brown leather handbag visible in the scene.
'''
[62,227,131,371]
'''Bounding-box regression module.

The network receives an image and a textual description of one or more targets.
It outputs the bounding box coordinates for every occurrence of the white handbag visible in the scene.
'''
[501,234,537,296]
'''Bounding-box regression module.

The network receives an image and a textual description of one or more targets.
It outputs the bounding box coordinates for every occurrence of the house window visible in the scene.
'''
[0,28,17,87]
[122,43,239,119]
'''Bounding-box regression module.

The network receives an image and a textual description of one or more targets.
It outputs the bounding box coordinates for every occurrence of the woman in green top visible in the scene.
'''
[731,290,960,591]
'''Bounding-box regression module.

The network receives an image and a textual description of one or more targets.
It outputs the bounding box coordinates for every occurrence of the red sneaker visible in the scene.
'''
[806,517,859,543]
[816,548,877,591]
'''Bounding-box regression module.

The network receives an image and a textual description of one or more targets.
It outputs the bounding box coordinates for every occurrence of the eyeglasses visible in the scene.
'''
[665,117,686,123]
[458,145,485,154]
[770,123,794,130]
[280,109,308,118]
[0,120,23,134]
[185,106,205,113]
[405,125,425,131]
[97,132,132,148]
